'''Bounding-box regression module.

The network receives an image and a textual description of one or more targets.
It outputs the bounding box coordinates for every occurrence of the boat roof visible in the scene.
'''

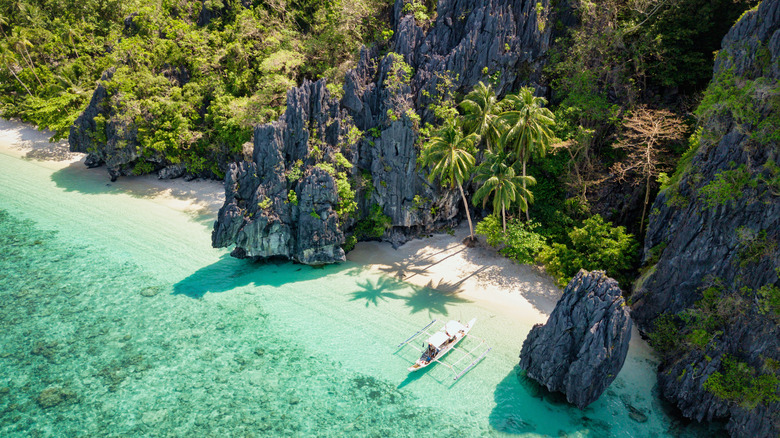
[426,320,467,348]
[427,331,449,348]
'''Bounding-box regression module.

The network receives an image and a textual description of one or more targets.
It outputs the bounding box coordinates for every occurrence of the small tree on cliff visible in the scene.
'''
[420,122,480,241]
[611,106,685,232]
[498,87,556,220]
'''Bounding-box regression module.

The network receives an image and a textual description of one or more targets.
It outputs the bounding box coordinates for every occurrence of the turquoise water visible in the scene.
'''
[0,151,725,437]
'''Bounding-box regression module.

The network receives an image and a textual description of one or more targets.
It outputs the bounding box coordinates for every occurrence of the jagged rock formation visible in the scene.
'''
[632,2,780,436]
[212,80,348,264]
[68,68,199,182]
[212,0,555,262]
[519,270,632,409]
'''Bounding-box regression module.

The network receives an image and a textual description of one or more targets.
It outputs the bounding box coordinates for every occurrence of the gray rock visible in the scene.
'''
[213,0,558,263]
[68,68,149,181]
[519,270,632,409]
[632,1,780,436]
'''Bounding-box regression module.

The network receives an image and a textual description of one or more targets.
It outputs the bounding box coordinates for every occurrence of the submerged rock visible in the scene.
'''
[36,387,76,408]
[519,270,632,409]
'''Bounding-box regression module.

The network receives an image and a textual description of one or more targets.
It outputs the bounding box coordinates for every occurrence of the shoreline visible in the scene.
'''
[0,118,225,220]
[0,118,562,323]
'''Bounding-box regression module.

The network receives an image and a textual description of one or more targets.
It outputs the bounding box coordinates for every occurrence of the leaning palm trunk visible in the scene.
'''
[522,160,529,221]
[7,64,32,96]
[21,47,42,87]
[502,205,507,232]
[457,184,474,239]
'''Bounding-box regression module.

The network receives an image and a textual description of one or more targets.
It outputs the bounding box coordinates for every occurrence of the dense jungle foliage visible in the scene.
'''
[0,0,761,275]
[415,0,759,288]
[0,0,393,176]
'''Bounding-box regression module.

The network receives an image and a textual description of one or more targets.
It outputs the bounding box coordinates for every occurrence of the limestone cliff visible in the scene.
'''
[212,0,555,262]
[631,2,780,436]
[519,270,632,409]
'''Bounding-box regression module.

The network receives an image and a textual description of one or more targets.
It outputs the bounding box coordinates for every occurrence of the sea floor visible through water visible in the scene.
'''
[0,148,727,437]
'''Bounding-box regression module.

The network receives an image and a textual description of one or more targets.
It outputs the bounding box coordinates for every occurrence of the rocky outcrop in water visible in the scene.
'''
[212,0,555,262]
[631,1,780,436]
[519,270,632,409]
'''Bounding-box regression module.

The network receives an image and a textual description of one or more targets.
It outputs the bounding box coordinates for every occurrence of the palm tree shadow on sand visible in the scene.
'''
[350,277,405,307]
[399,279,473,317]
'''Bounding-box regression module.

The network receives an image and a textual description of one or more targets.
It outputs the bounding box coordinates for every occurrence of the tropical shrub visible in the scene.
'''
[538,215,639,287]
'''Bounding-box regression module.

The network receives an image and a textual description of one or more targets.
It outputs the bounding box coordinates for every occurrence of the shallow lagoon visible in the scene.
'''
[0,151,725,437]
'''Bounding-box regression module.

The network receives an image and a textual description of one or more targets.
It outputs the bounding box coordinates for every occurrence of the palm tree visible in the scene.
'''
[0,47,33,97]
[498,87,555,219]
[420,122,479,241]
[10,28,43,87]
[472,150,536,232]
[460,82,502,151]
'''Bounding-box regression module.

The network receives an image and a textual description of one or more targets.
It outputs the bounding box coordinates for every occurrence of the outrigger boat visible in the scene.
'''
[397,318,491,380]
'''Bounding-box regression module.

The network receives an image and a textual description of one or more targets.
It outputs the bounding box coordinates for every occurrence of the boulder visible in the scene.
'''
[519,270,632,409]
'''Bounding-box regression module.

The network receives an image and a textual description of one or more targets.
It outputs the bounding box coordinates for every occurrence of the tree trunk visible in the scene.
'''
[4,62,33,97]
[457,184,474,240]
[522,159,530,221]
[502,204,506,233]
[21,46,43,87]
[641,171,651,233]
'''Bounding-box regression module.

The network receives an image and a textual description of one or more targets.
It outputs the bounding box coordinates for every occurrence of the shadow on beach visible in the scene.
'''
[172,255,353,298]
[346,269,472,316]
[50,159,224,225]
[0,118,75,161]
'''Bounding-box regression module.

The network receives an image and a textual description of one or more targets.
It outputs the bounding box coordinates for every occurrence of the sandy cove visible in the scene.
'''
[0,118,563,323]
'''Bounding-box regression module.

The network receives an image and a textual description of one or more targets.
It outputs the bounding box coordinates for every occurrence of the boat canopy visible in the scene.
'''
[426,320,467,348]
[445,320,466,333]
[427,331,450,348]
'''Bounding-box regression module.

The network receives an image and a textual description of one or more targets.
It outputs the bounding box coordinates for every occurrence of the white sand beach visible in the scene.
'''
[0,119,225,218]
[0,118,563,322]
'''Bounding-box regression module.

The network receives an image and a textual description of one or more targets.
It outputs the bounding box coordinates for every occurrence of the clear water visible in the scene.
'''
[0,151,725,437]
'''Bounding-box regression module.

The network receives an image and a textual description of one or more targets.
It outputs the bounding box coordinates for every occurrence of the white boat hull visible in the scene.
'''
[407,318,476,372]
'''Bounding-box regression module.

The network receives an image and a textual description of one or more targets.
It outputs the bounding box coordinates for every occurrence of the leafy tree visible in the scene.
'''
[497,87,555,219]
[420,122,479,240]
[475,215,546,264]
[538,215,638,287]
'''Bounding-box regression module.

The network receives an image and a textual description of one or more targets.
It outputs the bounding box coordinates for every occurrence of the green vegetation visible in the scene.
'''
[0,0,394,175]
[315,153,357,223]
[538,215,639,287]
[699,164,756,209]
[647,280,780,410]
[703,355,780,409]
[475,216,545,264]
[354,204,392,240]
[735,228,777,268]
[257,197,272,210]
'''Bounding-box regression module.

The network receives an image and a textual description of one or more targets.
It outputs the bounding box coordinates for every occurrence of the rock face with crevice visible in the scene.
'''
[212,0,556,263]
[519,270,632,409]
[631,2,780,436]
